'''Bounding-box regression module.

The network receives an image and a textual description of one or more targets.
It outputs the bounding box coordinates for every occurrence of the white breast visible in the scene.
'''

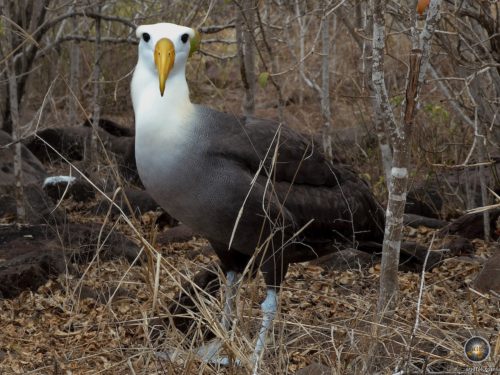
[131,61,225,230]
[133,60,195,176]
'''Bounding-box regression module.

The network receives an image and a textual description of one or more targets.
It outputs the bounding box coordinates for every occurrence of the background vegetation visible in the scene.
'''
[0,0,498,374]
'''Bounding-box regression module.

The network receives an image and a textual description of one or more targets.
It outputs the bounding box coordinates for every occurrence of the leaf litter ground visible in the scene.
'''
[0,211,498,374]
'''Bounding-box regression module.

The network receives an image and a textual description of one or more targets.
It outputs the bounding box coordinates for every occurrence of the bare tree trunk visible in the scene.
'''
[341,1,392,186]
[378,50,421,315]
[1,0,50,134]
[321,11,332,160]
[359,1,368,93]
[477,137,491,242]
[373,0,441,320]
[355,0,363,29]
[472,107,491,241]
[376,0,432,311]
[368,3,442,372]
[4,5,25,224]
[417,0,441,85]
[89,9,102,165]
[331,13,337,88]
[294,0,306,105]
[7,65,25,224]
[375,110,393,186]
[69,14,80,126]
[468,74,493,240]
[368,1,393,187]
[255,2,285,123]
[236,0,256,116]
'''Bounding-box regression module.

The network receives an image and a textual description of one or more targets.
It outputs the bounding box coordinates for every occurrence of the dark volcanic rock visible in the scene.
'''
[310,241,442,273]
[439,208,500,240]
[118,188,159,214]
[406,166,500,218]
[24,127,90,162]
[156,224,197,245]
[156,211,178,229]
[61,223,142,264]
[0,184,64,224]
[0,223,142,299]
[43,176,95,202]
[0,130,63,224]
[0,225,67,298]
[405,188,443,219]
[442,236,474,257]
[106,137,141,185]
[474,252,500,294]
[119,138,141,186]
[92,188,178,227]
[82,118,134,137]
[404,213,448,229]
[0,130,47,185]
[311,249,376,271]
[0,239,68,299]
[24,124,132,163]
[93,188,162,216]
[399,241,443,271]
[24,126,142,186]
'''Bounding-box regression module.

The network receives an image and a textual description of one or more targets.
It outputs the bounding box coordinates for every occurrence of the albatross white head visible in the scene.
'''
[131,23,200,114]
[132,23,202,193]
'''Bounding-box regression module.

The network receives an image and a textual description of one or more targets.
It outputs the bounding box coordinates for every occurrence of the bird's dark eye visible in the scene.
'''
[142,33,150,43]
[181,33,189,44]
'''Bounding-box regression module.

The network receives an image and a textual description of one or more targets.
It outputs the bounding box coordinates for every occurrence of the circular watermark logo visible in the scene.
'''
[464,336,490,363]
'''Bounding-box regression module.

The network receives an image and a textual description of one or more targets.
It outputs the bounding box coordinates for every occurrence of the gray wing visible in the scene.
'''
[196,105,385,244]
[198,106,359,184]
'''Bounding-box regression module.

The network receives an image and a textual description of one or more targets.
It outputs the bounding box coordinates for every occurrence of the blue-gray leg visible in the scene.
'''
[197,271,239,365]
[222,271,238,330]
[252,288,278,374]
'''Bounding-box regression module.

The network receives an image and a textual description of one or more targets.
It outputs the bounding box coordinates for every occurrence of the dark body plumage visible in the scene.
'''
[137,105,385,287]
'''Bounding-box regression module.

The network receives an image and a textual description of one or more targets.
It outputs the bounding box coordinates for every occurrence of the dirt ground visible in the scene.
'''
[0,204,498,374]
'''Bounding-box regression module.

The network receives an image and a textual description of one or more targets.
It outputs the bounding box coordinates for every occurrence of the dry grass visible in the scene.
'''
[2,55,498,375]
[2,5,499,373]
[0,205,498,374]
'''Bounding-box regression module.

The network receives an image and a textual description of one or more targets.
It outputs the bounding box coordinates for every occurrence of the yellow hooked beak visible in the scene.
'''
[154,38,175,96]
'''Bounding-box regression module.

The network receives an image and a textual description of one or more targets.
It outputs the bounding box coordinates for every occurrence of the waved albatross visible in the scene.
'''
[132,23,385,370]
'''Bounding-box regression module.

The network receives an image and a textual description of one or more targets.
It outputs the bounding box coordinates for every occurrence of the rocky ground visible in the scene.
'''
[0,121,498,374]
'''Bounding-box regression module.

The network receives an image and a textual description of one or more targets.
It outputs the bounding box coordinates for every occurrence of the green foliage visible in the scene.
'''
[189,31,201,57]
[258,72,269,88]
[369,172,388,201]
[113,1,138,18]
[390,95,404,107]
[423,103,450,122]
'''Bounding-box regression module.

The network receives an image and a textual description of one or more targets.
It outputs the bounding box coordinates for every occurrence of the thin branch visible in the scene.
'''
[418,0,443,87]
[200,23,236,34]
[371,0,399,140]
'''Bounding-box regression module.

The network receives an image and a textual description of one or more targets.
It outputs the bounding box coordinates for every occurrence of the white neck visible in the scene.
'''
[132,59,197,179]
[131,62,193,129]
